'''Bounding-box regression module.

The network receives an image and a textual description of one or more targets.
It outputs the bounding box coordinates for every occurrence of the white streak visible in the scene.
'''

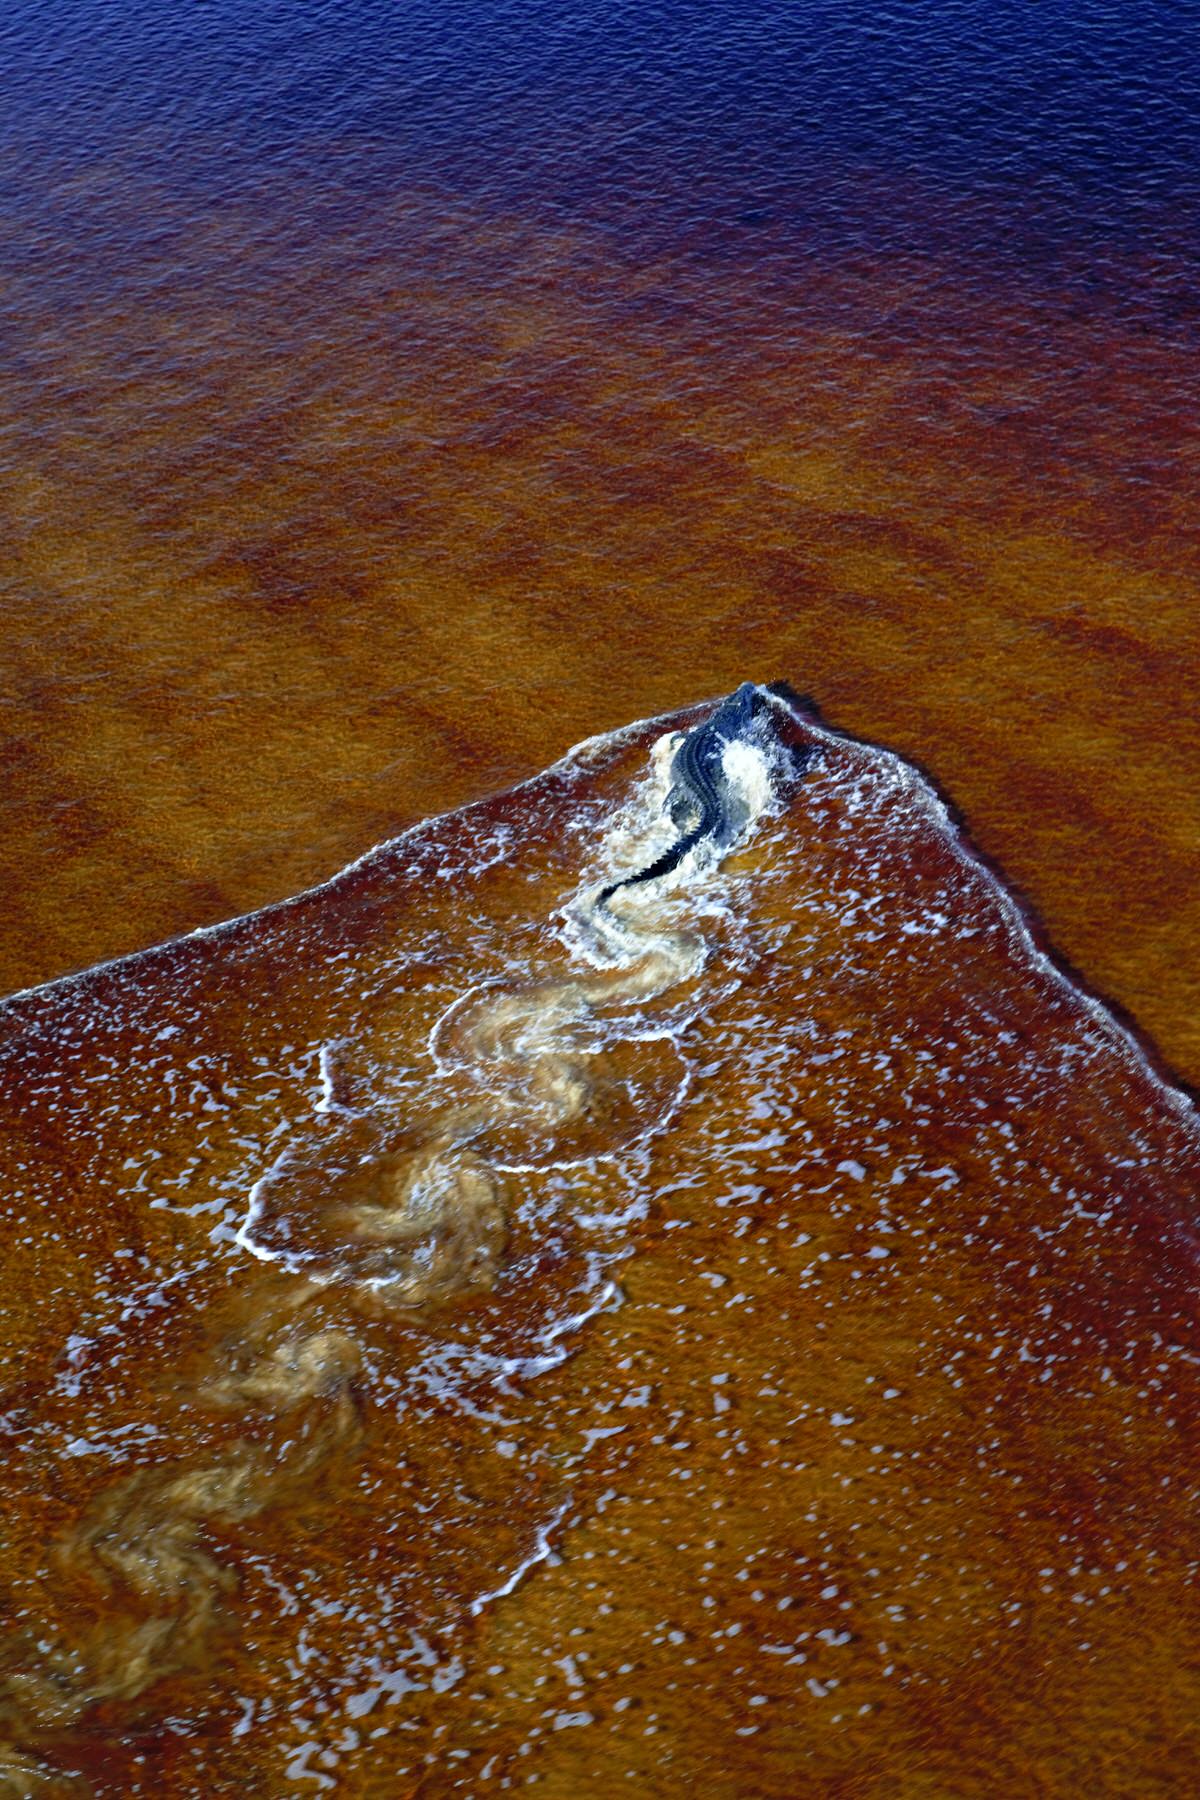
[468,1499,573,1617]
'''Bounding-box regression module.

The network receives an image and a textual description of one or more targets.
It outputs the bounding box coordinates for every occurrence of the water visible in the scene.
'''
[1,4,1199,1792]
[0,0,1197,1077]
[1,691,1197,1793]
[3,1,1196,242]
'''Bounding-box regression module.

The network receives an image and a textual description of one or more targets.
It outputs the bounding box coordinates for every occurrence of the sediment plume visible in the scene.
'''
[0,686,1196,1797]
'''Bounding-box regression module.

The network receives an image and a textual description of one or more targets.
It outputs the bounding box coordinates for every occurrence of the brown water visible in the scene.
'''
[1,694,1198,1794]
[2,154,1198,1084]
[3,4,1200,1793]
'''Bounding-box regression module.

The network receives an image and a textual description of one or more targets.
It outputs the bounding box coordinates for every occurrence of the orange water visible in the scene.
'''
[2,696,1197,1794]
[2,155,1198,1083]
[3,7,1199,1792]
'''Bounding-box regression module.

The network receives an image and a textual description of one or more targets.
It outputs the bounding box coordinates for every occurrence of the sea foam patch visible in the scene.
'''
[5,684,1194,1799]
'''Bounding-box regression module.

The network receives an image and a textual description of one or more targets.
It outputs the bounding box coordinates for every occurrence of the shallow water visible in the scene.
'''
[1,692,1197,1794]
[1,3,1199,1793]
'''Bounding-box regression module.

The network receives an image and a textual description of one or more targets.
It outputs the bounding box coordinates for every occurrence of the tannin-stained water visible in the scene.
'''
[1,688,1196,1796]
[2,147,1198,1083]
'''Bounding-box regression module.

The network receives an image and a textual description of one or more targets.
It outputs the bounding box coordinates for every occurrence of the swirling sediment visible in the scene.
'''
[1,685,791,1775]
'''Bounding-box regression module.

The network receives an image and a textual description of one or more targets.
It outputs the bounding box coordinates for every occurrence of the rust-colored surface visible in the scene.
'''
[1,696,1197,1795]
[2,55,1199,1789]
[1,167,1198,1087]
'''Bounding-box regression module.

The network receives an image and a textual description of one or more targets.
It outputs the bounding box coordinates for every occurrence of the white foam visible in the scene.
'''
[468,1498,573,1617]
[233,691,788,1292]
[767,687,1196,1131]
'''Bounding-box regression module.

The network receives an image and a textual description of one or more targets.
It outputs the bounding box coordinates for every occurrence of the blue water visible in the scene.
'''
[2,0,1197,272]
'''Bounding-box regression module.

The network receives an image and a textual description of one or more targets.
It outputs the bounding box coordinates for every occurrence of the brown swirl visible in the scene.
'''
[0,723,745,1779]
